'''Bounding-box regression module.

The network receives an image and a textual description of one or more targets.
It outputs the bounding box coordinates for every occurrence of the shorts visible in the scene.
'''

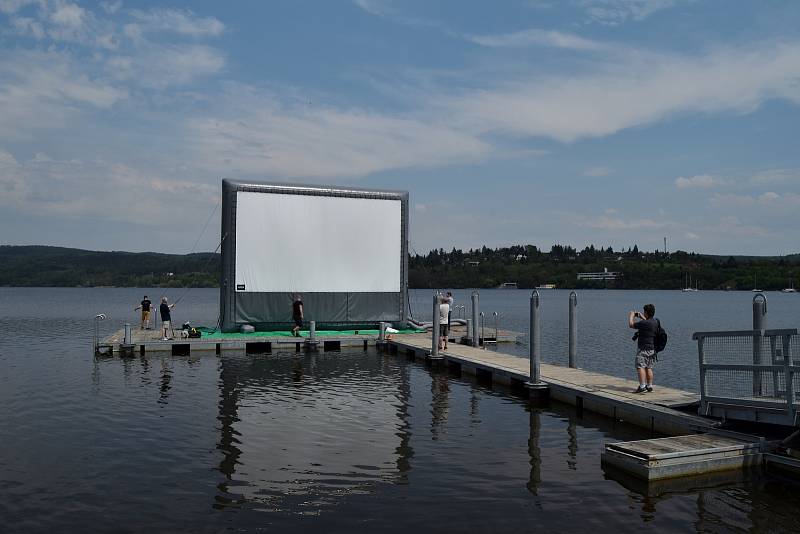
[440,324,449,337]
[294,318,303,328]
[162,320,171,331]
[141,309,151,322]
[635,349,656,369]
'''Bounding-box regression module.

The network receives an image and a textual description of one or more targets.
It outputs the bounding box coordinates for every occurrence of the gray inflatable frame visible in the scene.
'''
[220,179,409,332]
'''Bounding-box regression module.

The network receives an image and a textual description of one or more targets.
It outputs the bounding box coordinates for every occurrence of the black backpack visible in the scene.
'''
[654,319,668,353]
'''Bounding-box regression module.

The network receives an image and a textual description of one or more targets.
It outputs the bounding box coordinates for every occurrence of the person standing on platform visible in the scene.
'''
[439,296,450,351]
[160,297,176,341]
[628,303,657,393]
[292,295,304,337]
[135,295,152,330]
[445,291,454,330]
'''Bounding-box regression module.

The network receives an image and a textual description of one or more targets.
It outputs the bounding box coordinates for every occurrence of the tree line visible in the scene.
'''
[2,244,799,290]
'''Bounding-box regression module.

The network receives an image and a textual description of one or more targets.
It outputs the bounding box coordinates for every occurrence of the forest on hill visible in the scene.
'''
[2,244,799,290]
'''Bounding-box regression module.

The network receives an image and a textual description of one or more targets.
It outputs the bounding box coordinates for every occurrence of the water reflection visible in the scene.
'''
[527,407,542,496]
[430,370,449,440]
[78,346,800,531]
[566,418,578,470]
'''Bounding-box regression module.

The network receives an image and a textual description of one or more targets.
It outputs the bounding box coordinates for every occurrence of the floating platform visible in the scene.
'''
[601,433,763,481]
[99,323,520,356]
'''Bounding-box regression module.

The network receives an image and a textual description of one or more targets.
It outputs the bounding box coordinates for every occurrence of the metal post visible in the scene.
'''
[431,293,441,358]
[753,293,767,396]
[479,312,485,350]
[526,290,547,395]
[310,320,317,342]
[93,313,106,354]
[568,291,578,369]
[493,311,498,341]
[471,291,480,347]
[124,323,132,345]
[378,321,385,343]
[465,318,471,345]
[783,334,795,423]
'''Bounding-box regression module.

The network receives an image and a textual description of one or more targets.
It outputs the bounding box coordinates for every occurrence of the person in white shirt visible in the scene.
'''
[438,297,450,350]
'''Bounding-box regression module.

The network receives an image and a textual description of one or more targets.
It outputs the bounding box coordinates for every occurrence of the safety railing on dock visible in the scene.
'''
[693,328,800,426]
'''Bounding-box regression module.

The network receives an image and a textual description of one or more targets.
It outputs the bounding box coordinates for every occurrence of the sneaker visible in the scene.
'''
[646,385,653,393]
[161,337,168,341]
[634,385,648,394]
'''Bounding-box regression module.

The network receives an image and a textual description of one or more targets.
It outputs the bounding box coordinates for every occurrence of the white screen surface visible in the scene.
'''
[235,191,401,292]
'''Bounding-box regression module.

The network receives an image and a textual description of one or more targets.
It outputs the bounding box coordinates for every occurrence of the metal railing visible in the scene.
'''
[693,328,799,426]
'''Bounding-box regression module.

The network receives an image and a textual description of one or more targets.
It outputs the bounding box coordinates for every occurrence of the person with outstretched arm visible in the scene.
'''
[628,303,657,394]
[160,297,176,341]
[134,295,152,330]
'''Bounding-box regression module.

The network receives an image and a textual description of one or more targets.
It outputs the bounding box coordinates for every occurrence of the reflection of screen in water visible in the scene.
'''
[218,353,407,510]
[234,191,402,293]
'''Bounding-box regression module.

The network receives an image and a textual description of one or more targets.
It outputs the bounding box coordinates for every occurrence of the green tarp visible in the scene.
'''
[196,326,425,339]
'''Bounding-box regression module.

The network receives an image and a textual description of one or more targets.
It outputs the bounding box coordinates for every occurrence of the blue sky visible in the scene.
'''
[1,0,799,256]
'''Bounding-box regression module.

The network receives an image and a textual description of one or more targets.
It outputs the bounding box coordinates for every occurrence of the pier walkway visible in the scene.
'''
[388,334,711,435]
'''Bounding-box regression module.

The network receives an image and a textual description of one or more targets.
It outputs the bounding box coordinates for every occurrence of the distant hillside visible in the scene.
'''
[0,246,219,287]
[1,244,799,289]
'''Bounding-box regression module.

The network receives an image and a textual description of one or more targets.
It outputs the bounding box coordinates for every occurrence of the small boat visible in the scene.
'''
[498,282,518,289]
[535,284,556,289]
[681,274,698,292]
[782,281,796,293]
[752,274,762,292]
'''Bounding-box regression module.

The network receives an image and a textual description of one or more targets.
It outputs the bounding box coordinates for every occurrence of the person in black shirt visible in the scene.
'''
[134,295,152,329]
[291,295,304,337]
[160,297,176,341]
[628,303,657,393]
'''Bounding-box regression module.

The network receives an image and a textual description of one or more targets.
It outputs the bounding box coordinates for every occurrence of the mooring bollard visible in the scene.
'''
[124,323,132,345]
[305,320,319,351]
[752,293,767,395]
[526,290,548,395]
[465,318,472,345]
[471,291,480,347]
[431,293,441,358]
[568,291,578,369]
[378,321,385,342]
[493,311,498,340]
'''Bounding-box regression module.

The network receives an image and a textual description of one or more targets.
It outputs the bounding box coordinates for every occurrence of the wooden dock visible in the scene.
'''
[387,334,711,436]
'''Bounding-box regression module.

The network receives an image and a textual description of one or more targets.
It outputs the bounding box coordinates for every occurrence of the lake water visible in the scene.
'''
[1,287,800,533]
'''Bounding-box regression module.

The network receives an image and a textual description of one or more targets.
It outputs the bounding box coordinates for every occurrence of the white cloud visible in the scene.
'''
[685,231,700,239]
[0,0,37,14]
[465,29,610,51]
[710,191,800,210]
[128,8,224,37]
[675,174,726,189]
[50,2,85,28]
[584,166,613,177]
[443,41,800,142]
[352,0,395,17]
[186,94,490,178]
[107,44,225,88]
[578,0,678,25]
[0,51,127,139]
[579,214,667,230]
[750,168,800,185]
[0,150,217,225]
[99,1,121,15]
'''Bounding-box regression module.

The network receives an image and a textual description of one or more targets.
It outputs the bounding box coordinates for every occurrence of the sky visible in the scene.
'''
[1,0,800,256]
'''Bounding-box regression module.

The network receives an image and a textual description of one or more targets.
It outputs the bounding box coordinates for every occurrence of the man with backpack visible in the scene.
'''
[628,303,665,393]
